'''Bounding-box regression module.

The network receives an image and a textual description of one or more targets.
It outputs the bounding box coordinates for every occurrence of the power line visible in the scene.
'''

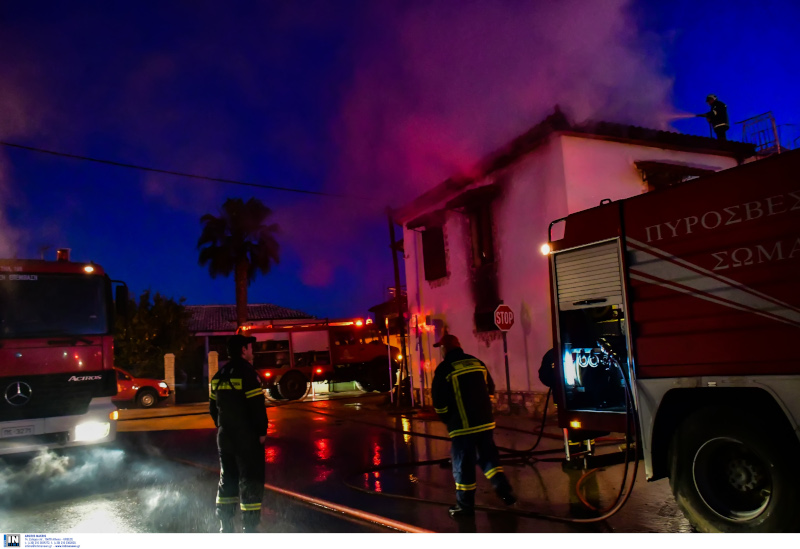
[0,140,357,200]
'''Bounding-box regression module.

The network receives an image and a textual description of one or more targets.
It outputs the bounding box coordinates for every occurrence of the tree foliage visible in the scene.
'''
[197,197,280,327]
[114,290,194,379]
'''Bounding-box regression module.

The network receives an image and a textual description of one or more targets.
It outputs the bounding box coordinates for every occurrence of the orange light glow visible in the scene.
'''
[315,368,323,374]
[264,372,272,377]
[365,318,373,324]
[355,319,363,326]
[83,265,94,273]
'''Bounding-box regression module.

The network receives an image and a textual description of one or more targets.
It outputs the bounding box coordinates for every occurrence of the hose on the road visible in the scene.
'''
[340,364,641,525]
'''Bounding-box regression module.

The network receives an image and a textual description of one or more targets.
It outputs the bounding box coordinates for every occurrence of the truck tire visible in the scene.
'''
[136,388,159,409]
[668,408,800,533]
[355,379,375,393]
[267,385,285,400]
[278,371,307,401]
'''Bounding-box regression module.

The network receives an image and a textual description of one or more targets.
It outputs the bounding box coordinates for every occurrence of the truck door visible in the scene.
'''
[552,240,632,414]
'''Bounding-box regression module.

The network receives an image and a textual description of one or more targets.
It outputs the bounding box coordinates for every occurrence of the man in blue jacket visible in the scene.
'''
[210,334,268,533]
[432,333,516,517]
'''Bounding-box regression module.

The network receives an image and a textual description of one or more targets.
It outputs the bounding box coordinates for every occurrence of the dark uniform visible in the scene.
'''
[432,335,515,515]
[698,95,730,141]
[210,335,267,533]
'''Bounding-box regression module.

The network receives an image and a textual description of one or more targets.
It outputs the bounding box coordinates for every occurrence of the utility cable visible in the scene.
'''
[0,140,363,200]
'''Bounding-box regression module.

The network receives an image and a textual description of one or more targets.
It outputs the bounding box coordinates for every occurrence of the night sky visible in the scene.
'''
[1,0,797,319]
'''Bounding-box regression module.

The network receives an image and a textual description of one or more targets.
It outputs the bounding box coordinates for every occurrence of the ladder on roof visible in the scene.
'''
[738,112,781,155]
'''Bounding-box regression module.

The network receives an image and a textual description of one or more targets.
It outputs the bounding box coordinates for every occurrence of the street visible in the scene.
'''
[1,393,692,533]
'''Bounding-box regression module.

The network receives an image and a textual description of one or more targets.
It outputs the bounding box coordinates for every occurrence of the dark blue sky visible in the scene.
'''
[1,0,797,318]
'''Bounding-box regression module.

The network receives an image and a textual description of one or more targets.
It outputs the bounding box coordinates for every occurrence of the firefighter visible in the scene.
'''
[210,334,268,533]
[697,94,730,141]
[431,333,516,517]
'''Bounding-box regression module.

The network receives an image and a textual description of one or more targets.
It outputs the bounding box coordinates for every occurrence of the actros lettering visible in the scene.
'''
[68,375,102,382]
[645,190,800,243]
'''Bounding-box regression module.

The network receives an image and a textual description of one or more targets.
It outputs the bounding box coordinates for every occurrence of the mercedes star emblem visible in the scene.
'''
[4,381,33,407]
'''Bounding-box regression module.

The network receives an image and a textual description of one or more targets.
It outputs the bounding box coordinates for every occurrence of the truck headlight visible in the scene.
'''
[74,421,111,442]
[158,382,168,389]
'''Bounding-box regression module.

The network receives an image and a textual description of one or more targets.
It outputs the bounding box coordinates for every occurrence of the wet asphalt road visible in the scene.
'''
[0,393,693,533]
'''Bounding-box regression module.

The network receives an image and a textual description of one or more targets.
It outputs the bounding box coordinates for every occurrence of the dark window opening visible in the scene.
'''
[469,204,495,267]
[421,227,447,281]
[635,161,716,192]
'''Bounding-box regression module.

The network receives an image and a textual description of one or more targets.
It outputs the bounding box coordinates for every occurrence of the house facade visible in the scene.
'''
[394,109,755,408]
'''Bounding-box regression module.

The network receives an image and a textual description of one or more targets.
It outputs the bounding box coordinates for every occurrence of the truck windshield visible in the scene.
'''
[0,274,109,339]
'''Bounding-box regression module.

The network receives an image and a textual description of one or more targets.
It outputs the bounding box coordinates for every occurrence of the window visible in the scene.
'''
[421,226,447,281]
[635,161,716,192]
[253,339,290,369]
[469,204,495,267]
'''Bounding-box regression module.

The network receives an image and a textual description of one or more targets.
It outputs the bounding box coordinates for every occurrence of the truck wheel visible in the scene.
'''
[267,385,285,400]
[278,371,307,401]
[668,408,799,533]
[355,379,375,393]
[136,388,158,409]
[365,358,393,392]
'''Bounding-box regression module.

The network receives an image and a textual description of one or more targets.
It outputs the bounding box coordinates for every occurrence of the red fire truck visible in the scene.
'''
[547,150,800,532]
[240,318,401,401]
[0,250,126,456]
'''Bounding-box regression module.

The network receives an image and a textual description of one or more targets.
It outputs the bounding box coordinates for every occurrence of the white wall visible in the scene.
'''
[403,134,741,397]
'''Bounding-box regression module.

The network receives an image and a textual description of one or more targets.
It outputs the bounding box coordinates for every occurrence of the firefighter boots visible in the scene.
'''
[242,511,261,533]
[448,504,475,518]
[218,518,235,534]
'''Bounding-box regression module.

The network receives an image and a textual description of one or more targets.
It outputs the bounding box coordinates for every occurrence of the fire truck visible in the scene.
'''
[240,317,402,401]
[547,149,800,532]
[0,250,126,456]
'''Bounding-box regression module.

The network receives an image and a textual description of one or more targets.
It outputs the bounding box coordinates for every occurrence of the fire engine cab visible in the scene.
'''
[240,318,401,401]
[547,150,800,532]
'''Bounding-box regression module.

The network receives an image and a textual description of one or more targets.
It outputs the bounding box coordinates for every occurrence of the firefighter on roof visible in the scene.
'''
[431,333,517,517]
[697,94,730,141]
[210,334,268,533]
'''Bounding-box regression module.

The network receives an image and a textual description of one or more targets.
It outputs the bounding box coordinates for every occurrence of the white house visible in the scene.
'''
[393,108,755,410]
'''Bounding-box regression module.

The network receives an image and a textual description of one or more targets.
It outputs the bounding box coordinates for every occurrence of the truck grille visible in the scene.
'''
[0,371,115,422]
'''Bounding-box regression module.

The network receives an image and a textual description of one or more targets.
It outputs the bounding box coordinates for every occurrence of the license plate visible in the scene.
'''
[1,425,34,438]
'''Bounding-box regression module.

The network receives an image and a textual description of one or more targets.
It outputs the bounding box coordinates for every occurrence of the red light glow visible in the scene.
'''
[372,442,381,467]
[315,368,323,374]
[264,446,279,464]
[315,438,332,461]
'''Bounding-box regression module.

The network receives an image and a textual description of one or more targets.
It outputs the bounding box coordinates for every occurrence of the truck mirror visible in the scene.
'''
[115,285,129,319]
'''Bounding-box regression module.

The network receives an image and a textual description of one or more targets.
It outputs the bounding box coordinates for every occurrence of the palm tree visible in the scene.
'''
[197,198,280,328]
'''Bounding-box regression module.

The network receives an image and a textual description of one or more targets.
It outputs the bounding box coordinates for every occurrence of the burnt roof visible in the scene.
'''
[394,107,756,223]
[187,304,313,333]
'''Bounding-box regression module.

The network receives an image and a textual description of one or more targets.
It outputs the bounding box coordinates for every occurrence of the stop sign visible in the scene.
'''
[494,304,515,331]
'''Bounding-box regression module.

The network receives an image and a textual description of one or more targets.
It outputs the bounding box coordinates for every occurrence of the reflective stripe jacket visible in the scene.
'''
[703,99,730,129]
[432,348,496,437]
[209,357,268,438]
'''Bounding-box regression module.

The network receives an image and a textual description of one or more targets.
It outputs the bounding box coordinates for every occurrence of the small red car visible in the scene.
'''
[112,367,171,408]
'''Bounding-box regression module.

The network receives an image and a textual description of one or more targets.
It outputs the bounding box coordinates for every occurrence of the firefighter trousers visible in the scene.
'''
[450,429,512,508]
[215,430,265,528]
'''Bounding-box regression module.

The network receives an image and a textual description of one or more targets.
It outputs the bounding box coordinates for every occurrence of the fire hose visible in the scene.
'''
[341,342,640,525]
